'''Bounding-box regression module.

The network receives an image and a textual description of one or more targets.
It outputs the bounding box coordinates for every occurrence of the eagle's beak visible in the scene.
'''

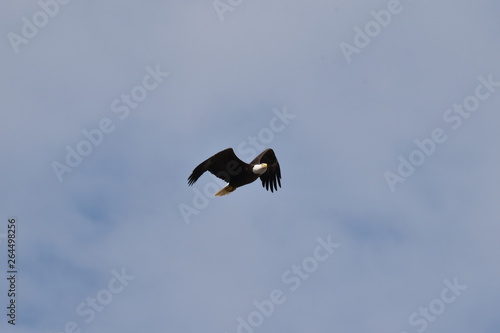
[262,163,268,168]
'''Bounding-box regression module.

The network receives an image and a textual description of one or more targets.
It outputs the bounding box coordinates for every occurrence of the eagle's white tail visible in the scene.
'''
[215,184,236,196]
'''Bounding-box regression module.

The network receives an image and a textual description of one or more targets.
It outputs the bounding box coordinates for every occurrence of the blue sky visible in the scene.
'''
[1,0,500,332]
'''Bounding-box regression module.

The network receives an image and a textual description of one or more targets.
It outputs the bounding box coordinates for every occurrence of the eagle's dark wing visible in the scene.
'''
[251,149,281,192]
[188,148,248,185]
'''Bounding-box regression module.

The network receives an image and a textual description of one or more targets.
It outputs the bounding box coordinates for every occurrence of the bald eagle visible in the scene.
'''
[188,148,281,196]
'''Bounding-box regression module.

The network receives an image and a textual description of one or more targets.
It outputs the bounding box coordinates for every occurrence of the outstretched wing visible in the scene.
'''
[188,148,248,185]
[251,149,281,192]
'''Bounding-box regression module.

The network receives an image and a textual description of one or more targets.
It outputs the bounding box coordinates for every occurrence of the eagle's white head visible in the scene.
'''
[252,163,268,175]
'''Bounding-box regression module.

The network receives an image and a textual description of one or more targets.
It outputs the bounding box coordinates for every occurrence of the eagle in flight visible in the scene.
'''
[188,148,282,196]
